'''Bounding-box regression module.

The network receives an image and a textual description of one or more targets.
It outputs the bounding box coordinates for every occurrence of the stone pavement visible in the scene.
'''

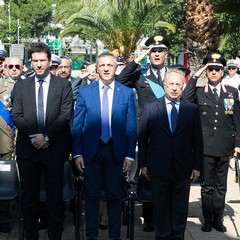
[1,167,240,240]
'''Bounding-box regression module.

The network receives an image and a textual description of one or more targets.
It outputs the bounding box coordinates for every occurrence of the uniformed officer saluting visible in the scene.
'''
[183,52,240,233]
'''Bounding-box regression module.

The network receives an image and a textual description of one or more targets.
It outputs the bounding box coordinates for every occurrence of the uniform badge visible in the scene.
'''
[224,98,234,114]
[202,112,207,116]
[211,53,221,63]
[154,36,163,45]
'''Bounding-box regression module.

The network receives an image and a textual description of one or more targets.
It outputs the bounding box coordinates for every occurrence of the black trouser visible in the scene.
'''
[151,174,191,240]
[17,151,65,240]
[201,155,229,223]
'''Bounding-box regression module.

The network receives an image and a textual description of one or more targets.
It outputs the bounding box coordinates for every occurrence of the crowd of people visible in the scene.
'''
[0,35,240,240]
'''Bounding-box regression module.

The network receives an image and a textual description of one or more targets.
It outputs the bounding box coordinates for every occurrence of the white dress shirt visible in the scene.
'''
[99,80,114,137]
[165,97,180,131]
[209,83,221,98]
[35,74,50,125]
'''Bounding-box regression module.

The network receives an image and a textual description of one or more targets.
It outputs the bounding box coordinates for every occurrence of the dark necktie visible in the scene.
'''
[156,70,162,86]
[101,86,110,143]
[170,102,178,132]
[37,79,44,132]
[213,88,219,101]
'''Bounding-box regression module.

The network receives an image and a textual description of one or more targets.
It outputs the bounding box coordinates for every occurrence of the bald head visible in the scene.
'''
[7,57,23,80]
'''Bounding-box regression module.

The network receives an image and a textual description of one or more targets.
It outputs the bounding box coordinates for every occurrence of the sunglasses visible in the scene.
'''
[50,65,59,70]
[228,67,236,70]
[150,48,165,53]
[8,64,21,70]
[207,67,222,72]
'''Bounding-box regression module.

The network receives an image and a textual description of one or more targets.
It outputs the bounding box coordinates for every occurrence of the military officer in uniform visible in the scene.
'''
[183,52,240,233]
[0,56,17,233]
[119,35,169,120]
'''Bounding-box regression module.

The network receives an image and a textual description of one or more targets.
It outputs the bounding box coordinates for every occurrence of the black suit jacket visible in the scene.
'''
[138,97,203,178]
[183,77,240,157]
[12,74,73,159]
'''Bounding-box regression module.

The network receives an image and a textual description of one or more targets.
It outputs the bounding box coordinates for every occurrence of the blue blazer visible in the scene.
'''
[72,80,137,163]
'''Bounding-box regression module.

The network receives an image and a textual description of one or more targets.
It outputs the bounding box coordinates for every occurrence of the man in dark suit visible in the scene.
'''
[183,52,240,233]
[57,56,81,101]
[118,35,169,231]
[138,68,203,240]
[72,52,137,240]
[12,42,73,240]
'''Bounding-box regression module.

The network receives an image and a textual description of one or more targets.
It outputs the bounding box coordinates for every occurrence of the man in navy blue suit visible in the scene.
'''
[72,52,137,240]
[138,68,203,240]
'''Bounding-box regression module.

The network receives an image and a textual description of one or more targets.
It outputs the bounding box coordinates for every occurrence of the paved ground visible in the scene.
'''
[1,166,240,240]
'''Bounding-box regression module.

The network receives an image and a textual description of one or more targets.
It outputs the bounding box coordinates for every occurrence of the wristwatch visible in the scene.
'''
[43,134,49,142]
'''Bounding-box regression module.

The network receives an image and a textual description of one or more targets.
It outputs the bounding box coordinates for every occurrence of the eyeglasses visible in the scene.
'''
[58,66,70,70]
[228,67,236,70]
[8,64,21,70]
[207,67,222,72]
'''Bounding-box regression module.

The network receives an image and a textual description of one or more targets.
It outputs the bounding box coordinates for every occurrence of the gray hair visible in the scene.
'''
[163,68,185,85]
[96,52,117,66]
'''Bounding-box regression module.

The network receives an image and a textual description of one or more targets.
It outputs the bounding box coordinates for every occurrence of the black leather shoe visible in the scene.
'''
[201,222,212,232]
[211,221,227,232]
[99,224,108,230]
[0,223,10,233]
[143,219,154,232]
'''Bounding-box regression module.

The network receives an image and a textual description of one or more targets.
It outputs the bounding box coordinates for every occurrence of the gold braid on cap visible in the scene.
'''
[154,36,163,45]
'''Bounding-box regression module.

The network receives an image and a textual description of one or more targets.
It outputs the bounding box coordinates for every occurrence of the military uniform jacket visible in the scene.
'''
[0,77,15,155]
[183,77,240,157]
[0,77,15,107]
[118,60,167,119]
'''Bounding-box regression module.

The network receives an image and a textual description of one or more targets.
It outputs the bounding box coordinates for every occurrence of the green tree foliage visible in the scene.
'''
[0,0,62,43]
[214,0,240,57]
[55,0,176,59]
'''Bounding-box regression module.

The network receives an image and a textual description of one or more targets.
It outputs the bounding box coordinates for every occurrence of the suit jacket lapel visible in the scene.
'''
[219,85,229,103]
[112,81,121,115]
[27,77,38,126]
[176,99,187,132]
[45,75,57,122]
[203,84,221,103]
[156,97,170,132]
[92,81,101,120]
[147,68,158,83]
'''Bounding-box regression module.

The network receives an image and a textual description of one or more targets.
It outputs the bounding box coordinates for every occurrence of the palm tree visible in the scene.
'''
[184,0,219,71]
[55,0,176,60]
[214,0,240,57]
